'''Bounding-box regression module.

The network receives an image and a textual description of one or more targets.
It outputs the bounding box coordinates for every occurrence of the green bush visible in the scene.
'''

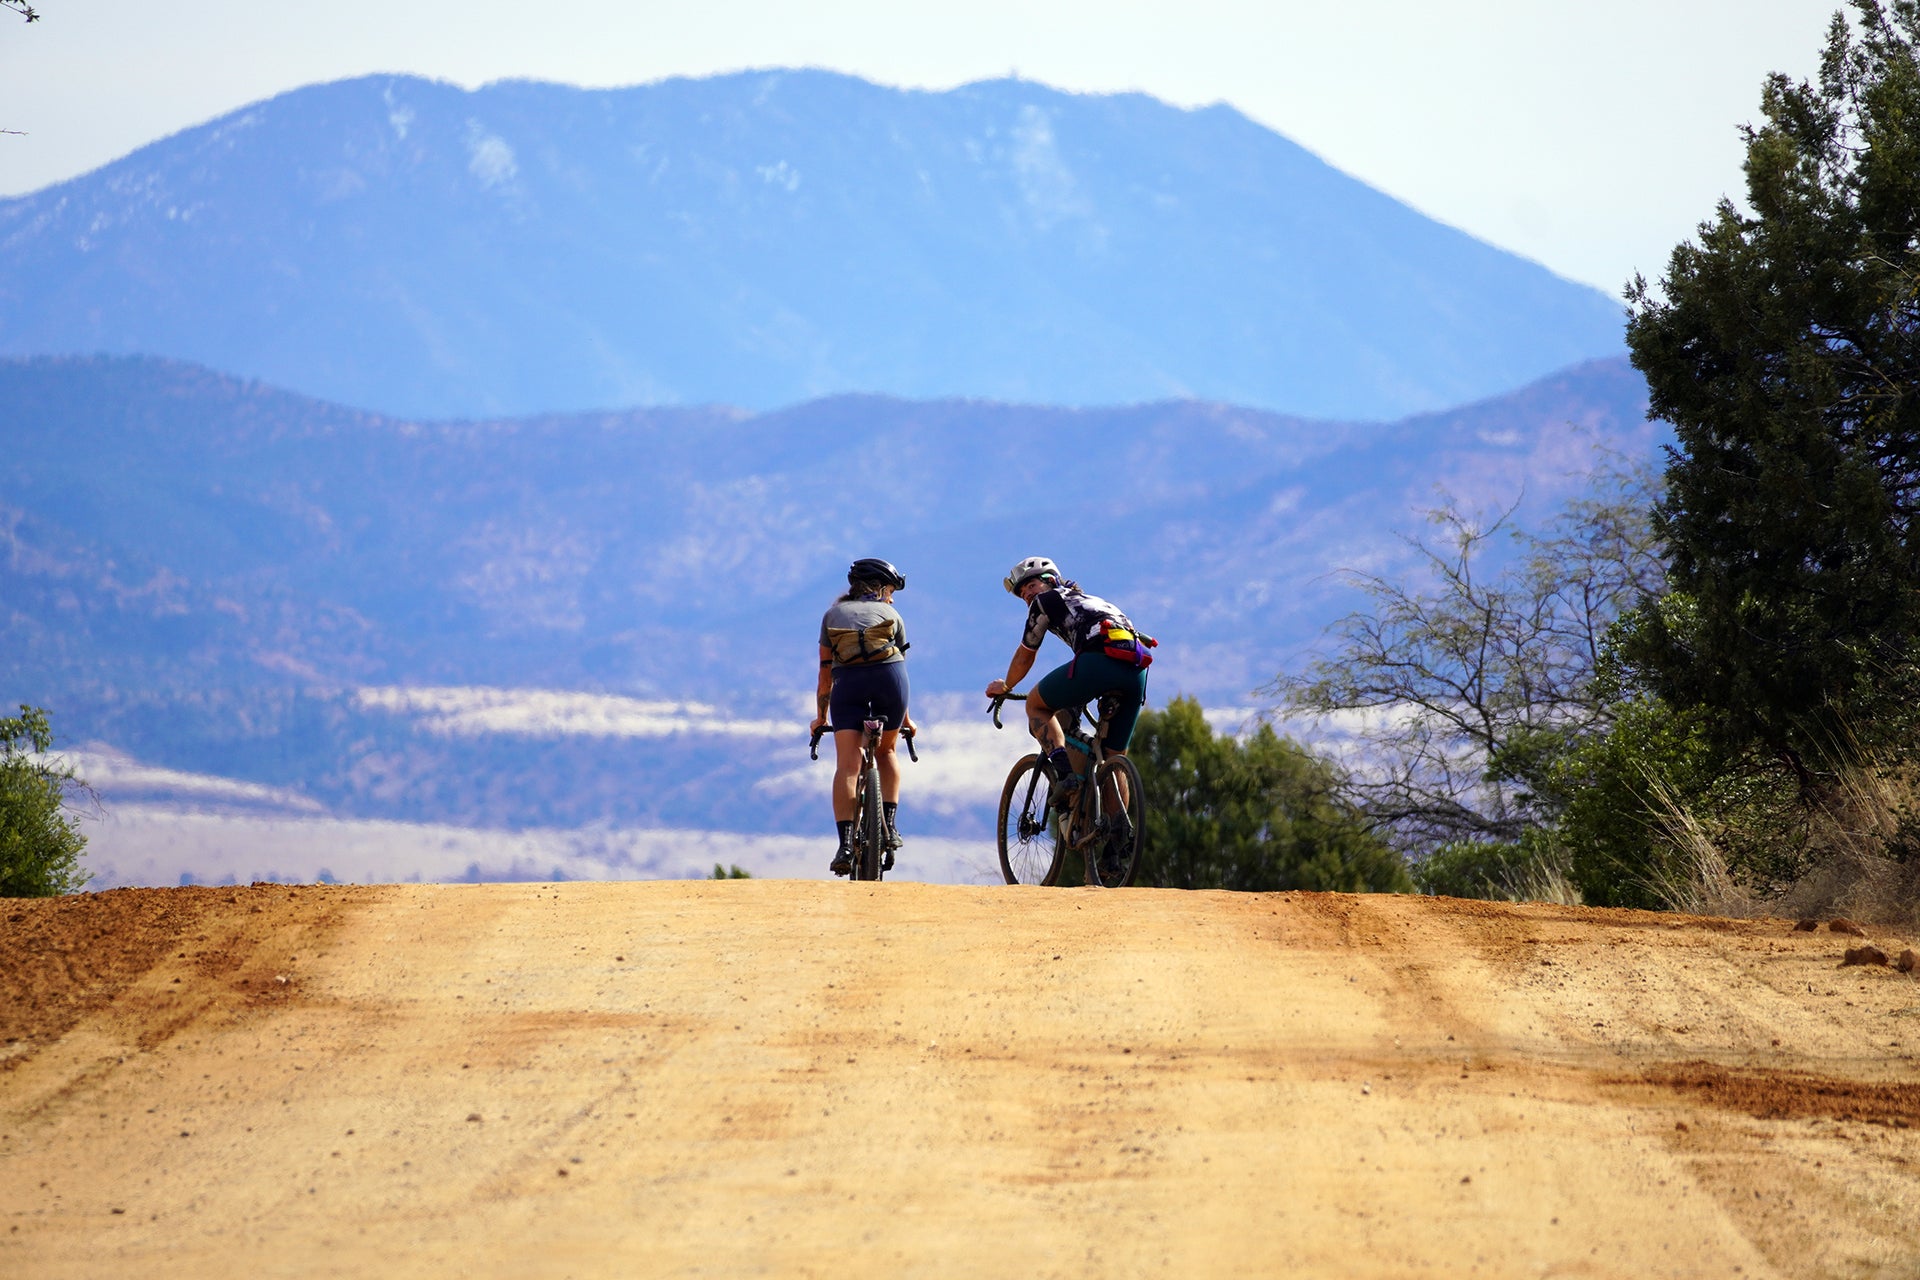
[1543,696,1706,907]
[1545,689,1821,907]
[1411,832,1565,901]
[1129,697,1409,893]
[0,705,91,897]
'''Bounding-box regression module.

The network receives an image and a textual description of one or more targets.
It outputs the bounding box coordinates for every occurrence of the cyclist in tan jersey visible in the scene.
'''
[812,557,916,876]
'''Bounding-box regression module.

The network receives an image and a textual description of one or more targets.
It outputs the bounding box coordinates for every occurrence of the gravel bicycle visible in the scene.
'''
[810,714,917,882]
[987,691,1144,888]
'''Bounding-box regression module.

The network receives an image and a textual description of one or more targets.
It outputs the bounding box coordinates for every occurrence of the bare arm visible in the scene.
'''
[985,644,1039,698]
[811,645,833,731]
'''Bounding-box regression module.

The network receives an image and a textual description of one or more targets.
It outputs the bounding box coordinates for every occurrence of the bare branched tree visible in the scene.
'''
[2,1,39,137]
[1268,456,1665,854]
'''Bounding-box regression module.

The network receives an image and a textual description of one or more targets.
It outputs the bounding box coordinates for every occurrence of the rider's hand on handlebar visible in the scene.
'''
[809,715,826,736]
[985,678,1010,699]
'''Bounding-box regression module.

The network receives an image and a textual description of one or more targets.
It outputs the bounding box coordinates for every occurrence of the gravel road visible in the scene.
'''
[4,880,1917,1277]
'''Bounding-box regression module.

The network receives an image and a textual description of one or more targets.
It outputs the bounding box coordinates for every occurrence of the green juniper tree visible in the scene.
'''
[1625,0,1920,782]
[1126,697,1408,893]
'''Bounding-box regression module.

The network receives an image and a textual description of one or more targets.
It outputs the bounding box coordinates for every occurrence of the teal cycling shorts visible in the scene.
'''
[1035,651,1149,750]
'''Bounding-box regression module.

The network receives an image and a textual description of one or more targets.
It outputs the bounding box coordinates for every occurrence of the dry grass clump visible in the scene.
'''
[1512,855,1583,907]
[1641,776,1760,917]
[1645,760,1920,927]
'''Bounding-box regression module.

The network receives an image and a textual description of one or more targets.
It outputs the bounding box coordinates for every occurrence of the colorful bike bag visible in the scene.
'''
[1096,618,1156,669]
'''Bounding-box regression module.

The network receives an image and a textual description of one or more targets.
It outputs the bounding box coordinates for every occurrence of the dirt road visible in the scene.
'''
[3,881,1918,1278]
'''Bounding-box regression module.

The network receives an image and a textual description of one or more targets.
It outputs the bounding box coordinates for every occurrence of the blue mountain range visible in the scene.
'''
[0,70,1623,420]
[1,354,1655,840]
[0,71,1657,881]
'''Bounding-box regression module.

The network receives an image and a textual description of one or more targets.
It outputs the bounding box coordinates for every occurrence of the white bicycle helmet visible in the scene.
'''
[1004,556,1059,595]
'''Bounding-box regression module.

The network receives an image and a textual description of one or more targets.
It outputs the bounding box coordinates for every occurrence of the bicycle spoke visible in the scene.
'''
[997,755,1063,885]
[1087,756,1144,887]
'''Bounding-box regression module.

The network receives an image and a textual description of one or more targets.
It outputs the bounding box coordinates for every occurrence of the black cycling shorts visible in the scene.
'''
[830,661,910,732]
[1035,651,1148,750]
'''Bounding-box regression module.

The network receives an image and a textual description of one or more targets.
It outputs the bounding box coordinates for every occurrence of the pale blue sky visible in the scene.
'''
[0,0,1833,294]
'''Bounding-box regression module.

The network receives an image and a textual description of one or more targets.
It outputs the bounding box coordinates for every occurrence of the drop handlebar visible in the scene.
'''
[987,691,1028,730]
[810,723,918,762]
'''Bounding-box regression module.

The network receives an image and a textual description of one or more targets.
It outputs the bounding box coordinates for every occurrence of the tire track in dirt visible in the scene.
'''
[1318,893,1920,1278]
[2,888,219,1067]
[1,885,378,1127]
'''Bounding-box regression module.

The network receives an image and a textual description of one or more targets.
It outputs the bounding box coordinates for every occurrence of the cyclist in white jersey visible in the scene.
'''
[984,556,1152,791]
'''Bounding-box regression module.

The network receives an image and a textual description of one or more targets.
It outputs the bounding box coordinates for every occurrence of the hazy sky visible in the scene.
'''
[0,0,1835,294]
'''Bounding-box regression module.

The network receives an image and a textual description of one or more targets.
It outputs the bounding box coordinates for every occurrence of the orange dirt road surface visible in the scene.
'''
[4,880,1919,1278]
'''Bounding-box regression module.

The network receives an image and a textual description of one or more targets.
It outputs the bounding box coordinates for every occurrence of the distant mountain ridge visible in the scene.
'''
[0,71,1623,421]
[2,353,1655,841]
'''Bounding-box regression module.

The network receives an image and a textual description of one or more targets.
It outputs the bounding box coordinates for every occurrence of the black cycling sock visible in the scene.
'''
[882,801,898,830]
[835,819,853,849]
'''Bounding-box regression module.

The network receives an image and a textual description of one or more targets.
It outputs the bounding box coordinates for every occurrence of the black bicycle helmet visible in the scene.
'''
[848,557,906,590]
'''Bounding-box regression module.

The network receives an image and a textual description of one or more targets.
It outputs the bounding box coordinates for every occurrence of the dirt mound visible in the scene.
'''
[3,881,1918,1278]
[2,884,353,1068]
[2,887,218,1062]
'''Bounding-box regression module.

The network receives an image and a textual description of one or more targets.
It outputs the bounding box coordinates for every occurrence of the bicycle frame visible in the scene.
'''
[989,691,1133,884]
[810,715,917,882]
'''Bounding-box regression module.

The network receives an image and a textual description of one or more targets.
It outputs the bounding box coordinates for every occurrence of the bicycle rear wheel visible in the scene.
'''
[997,754,1064,885]
[856,763,885,881]
[1087,756,1145,888]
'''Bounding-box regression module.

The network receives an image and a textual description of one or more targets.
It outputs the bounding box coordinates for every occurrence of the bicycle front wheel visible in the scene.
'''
[856,763,885,882]
[997,754,1064,885]
[1087,756,1145,888]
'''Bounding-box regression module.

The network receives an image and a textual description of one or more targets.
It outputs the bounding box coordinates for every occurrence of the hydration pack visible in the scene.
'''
[825,621,903,666]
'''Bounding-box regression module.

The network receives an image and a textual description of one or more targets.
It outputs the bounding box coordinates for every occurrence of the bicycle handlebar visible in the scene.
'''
[990,690,1114,734]
[810,723,918,762]
[987,691,1027,730]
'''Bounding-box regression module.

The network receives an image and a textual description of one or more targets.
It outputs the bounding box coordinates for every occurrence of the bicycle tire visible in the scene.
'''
[997,754,1064,886]
[1087,756,1145,888]
[857,763,885,881]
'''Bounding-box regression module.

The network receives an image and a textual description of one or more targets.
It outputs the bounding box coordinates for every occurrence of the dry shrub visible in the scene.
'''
[1644,757,1920,926]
